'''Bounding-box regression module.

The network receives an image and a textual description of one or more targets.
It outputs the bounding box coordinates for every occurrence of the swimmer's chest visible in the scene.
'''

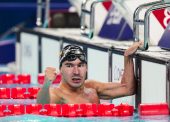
[58,90,99,104]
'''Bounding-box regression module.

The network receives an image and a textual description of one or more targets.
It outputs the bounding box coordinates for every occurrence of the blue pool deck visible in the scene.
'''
[0,113,170,122]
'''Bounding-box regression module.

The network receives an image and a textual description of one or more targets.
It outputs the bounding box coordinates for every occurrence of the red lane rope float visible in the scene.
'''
[0,103,134,117]
[0,88,10,99]
[37,73,44,84]
[115,103,134,116]
[0,74,15,84]
[27,87,40,99]
[139,103,169,116]
[0,104,25,116]
[44,104,62,116]
[38,73,61,84]
[11,87,27,99]
[0,74,31,84]
[0,87,40,99]
[0,73,61,84]
[17,74,31,84]
[98,103,114,116]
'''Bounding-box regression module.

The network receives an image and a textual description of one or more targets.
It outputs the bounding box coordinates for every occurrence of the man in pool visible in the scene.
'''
[37,41,142,104]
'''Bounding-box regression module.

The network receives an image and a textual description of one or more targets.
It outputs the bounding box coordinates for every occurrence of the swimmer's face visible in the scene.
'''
[60,58,87,88]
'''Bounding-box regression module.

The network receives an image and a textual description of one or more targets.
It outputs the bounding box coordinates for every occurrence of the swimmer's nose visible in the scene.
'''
[73,66,79,74]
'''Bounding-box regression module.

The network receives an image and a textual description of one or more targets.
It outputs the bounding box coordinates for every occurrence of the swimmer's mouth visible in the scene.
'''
[72,77,81,83]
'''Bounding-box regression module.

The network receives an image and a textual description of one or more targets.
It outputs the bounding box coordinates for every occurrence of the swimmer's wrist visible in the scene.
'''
[43,80,52,88]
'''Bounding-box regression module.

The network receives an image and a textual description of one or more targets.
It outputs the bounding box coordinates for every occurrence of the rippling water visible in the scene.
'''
[1,113,170,122]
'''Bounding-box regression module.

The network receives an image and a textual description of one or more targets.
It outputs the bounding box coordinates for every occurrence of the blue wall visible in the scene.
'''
[0,0,71,64]
[0,0,71,35]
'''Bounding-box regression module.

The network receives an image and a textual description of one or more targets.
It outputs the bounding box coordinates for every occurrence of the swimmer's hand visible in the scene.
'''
[124,41,143,56]
[45,67,59,84]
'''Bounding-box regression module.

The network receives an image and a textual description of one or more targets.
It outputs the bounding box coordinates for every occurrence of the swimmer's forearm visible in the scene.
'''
[37,80,52,104]
[122,56,135,95]
[43,79,52,88]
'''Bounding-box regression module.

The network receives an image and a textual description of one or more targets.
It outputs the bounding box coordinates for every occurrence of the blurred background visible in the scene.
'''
[0,0,81,67]
[0,0,170,119]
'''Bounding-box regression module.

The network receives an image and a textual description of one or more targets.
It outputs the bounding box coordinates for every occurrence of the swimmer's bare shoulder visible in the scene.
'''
[85,79,99,91]
[49,87,66,104]
[84,79,106,95]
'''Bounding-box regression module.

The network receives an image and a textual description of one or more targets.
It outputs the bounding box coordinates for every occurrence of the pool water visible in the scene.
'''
[0,75,169,122]
[0,113,170,122]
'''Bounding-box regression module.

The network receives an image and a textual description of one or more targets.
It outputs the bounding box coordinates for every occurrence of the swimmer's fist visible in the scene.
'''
[45,67,58,83]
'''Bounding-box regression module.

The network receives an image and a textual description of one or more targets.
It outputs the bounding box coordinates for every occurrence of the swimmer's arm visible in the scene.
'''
[86,56,135,99]
[37,67,59,104]
[85,78,135,100]
[37,80,52,104]
[85,42,142,99]
[37,82,62,104]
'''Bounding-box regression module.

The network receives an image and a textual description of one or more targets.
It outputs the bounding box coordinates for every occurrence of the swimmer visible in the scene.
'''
[37,42,142,104]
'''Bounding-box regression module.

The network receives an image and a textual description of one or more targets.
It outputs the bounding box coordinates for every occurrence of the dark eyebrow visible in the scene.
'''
[64,62,86,66]
[64,63,73,66]
[79,62,86,65]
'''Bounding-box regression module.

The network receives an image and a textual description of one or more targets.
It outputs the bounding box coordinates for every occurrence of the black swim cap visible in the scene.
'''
[59,45,87,68]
